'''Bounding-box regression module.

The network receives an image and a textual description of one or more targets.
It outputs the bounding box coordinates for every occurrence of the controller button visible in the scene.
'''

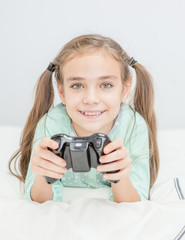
[96,138,102,148]
[74,143,83,149]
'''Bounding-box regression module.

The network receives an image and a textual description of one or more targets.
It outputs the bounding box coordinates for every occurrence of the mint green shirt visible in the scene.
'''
[24,103,150,202]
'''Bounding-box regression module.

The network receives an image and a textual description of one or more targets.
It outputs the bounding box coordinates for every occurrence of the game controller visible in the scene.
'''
[45,133,120,184]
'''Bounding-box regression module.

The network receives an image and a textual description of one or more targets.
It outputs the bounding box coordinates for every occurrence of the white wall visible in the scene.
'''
[0,0,185,130]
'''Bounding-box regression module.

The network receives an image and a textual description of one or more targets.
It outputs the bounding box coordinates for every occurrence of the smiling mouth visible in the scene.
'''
[79,110,105,118]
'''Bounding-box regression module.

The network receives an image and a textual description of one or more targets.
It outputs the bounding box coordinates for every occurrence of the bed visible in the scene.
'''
[0,126,185,240]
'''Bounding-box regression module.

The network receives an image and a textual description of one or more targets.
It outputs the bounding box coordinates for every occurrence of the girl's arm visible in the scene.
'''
[111,176,140,203]
[28,137,67,203]
[31,175,53,203]
[98,138,147,203]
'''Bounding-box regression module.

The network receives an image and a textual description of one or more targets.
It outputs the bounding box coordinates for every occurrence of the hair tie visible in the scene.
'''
[129,57,137,68]
[47,62,55,72]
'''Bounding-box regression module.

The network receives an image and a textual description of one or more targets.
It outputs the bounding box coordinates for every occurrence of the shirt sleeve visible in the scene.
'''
[23,114,64,202]
[128,113,150,200]
[108,113,150,202]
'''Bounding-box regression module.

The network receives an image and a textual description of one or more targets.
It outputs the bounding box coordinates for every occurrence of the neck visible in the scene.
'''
[72,121,115,137]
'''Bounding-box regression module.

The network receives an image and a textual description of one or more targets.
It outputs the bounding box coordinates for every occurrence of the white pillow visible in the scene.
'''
[0,126,23,172]
[0,171,24,199]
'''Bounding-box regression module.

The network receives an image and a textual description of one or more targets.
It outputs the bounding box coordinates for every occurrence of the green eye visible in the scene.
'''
[101,83,112,88]
[72,84,83,89]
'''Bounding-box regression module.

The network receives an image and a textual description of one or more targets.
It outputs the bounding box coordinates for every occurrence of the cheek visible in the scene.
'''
[64,94,81,111]
[104,93,122,105]
[63,90,76,103]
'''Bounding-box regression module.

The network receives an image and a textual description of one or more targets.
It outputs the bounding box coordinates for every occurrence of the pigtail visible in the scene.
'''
[132,62,160,188]
[9,69,54,182]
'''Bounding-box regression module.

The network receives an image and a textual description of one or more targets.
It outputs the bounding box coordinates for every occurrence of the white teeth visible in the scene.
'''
[82,111,103,116]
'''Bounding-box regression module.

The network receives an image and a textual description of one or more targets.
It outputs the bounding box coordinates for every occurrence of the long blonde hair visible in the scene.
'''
[9,34,159,188]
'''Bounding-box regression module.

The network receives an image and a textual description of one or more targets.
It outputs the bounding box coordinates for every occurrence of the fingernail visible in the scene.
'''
[53,142,58,148]
[104,147,109,153]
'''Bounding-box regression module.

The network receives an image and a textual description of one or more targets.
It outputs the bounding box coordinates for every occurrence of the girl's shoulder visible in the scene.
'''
[121,103,147,128]
[38,103,71,137]
[110,103,148,143]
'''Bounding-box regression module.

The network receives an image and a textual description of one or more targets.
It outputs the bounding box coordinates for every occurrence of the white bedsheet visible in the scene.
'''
[0,126,185,240]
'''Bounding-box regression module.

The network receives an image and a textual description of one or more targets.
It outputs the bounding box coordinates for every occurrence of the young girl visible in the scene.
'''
[9,34,159,203]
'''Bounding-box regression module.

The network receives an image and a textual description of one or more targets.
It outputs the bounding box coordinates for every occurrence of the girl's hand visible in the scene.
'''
[97,138,131,182]
[31,137,67,180]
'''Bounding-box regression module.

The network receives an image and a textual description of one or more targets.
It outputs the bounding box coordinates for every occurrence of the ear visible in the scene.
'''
[57,84,66,105]
[121,76,132,103]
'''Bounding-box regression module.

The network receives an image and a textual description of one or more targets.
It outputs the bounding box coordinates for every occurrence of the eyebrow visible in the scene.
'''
[66,75,119,81]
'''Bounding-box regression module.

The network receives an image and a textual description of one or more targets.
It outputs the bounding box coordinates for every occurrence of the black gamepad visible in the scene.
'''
[45,133,120,184]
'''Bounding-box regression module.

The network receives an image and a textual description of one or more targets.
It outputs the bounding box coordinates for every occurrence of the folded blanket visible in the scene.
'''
[0,171,185,240]
[0,194,184,240]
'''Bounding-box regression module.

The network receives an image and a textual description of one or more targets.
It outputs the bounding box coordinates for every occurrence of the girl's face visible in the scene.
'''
[58,49,131,137]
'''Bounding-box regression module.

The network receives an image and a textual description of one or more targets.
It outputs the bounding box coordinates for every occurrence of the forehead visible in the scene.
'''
[62,50,121,79]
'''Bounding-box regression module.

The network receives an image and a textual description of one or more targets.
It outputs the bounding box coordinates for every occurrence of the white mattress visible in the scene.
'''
[0,126,185,240]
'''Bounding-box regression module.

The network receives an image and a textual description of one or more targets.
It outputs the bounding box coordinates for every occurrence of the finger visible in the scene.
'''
[39,148,66,167]
[100,148,129,163]
[98,158,130,172]
[103,166,131,180]
[103,138,124,154]
[37,158,67,174]
[39,137,59,150]
[33,166,64,180]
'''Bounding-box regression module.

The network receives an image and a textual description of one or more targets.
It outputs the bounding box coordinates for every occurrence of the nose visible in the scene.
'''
[82,87,100,104]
